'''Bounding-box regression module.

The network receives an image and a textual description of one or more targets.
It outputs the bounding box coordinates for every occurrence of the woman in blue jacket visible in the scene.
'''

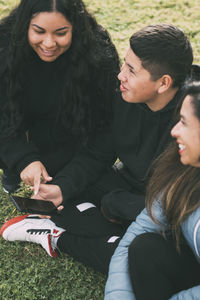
[105,81,200,299]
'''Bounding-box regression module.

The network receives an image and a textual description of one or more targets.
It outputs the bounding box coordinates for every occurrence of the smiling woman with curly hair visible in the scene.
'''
[0,0,120,193]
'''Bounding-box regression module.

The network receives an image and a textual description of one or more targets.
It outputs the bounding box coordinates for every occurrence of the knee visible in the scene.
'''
[102,189,120,205]
[101,192,112,210]
[101,191,117,219]
[128,232,161,265]
[101,189,125,215]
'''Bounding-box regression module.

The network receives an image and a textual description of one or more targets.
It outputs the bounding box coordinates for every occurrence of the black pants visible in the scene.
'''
[128,233,200,300]
[55,200,124,274]
[50,168,145,274]
[1,162,146,274]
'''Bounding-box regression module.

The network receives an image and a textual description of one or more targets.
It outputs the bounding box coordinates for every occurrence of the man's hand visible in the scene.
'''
[20,161,52,195]
[32,183,64,209]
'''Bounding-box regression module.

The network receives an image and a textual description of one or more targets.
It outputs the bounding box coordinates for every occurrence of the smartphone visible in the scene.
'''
[10,195,58,215]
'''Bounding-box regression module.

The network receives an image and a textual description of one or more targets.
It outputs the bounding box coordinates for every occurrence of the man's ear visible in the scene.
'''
[157,74,173,94]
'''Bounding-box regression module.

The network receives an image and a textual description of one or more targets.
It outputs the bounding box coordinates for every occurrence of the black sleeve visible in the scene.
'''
[0,132,40,173]
[52,128,116,203]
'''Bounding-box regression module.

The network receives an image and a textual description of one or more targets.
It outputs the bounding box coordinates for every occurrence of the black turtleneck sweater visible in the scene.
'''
[0,23,120,176]
[0,51,81,176]
[53,91,180,203]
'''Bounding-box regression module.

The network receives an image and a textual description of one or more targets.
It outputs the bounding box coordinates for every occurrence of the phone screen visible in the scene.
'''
[10,195,57,214]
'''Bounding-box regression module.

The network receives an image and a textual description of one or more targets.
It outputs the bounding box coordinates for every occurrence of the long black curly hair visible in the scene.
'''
[0,0,120,141]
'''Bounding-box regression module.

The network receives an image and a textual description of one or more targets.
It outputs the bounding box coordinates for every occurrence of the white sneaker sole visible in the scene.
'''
[1,215,58,257]
[1,214,30,240]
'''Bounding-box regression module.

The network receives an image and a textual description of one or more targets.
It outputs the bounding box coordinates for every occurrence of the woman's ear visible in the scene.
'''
[157,74,173,94]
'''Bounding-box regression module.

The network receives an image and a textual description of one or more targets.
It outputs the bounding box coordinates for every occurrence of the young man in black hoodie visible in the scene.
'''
[1,24,194,273]
[35,24,193,223]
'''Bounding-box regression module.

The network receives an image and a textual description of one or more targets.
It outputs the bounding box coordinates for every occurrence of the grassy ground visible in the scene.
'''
[1,0,200,299]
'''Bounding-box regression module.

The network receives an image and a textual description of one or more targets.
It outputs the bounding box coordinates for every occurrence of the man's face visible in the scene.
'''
[118,48,161,110]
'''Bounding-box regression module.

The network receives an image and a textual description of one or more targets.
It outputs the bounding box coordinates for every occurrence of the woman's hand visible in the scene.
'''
[32,183,64,209]
[20,161,52,195]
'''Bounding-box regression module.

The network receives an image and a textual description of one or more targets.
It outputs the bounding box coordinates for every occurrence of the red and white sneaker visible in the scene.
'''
[0,215,66,257]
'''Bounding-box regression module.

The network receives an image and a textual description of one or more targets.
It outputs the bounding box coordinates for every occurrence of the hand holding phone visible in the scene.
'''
[10,195,58,215]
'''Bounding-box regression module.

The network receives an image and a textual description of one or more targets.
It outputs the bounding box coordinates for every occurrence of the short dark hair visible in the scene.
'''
[130,24,193,87]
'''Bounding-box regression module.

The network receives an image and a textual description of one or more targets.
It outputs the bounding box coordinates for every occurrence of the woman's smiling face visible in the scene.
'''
[171,95,200,167]
[28,11,72,62]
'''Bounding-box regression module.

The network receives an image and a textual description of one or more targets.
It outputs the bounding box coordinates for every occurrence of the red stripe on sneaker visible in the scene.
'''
[47,234,58,258]
[0,214,29,237]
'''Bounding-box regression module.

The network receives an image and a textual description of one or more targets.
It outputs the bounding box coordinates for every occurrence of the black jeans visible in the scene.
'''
[55,192,125,274]
[128,232,200,300]
[51,168,145,274]
[1,160,146,274]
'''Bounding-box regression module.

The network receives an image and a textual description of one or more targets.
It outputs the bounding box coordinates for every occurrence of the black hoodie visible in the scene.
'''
[53,91,180,203]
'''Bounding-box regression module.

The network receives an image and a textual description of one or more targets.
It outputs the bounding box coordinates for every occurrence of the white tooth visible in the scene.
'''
[42,49,55,54]
[179,144,185,150]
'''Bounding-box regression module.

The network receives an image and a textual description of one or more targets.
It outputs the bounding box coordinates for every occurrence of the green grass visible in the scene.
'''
[0,174,106,300]
[1,0,200,299]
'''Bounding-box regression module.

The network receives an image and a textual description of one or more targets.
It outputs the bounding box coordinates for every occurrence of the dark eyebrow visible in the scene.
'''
[55,26,70,32]
[180,114,186,121]
[32,24,45,30]
[124,58,135,72]
[32,24,70,32]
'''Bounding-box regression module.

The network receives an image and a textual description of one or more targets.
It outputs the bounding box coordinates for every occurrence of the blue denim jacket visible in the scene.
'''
[104,202,200,300]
